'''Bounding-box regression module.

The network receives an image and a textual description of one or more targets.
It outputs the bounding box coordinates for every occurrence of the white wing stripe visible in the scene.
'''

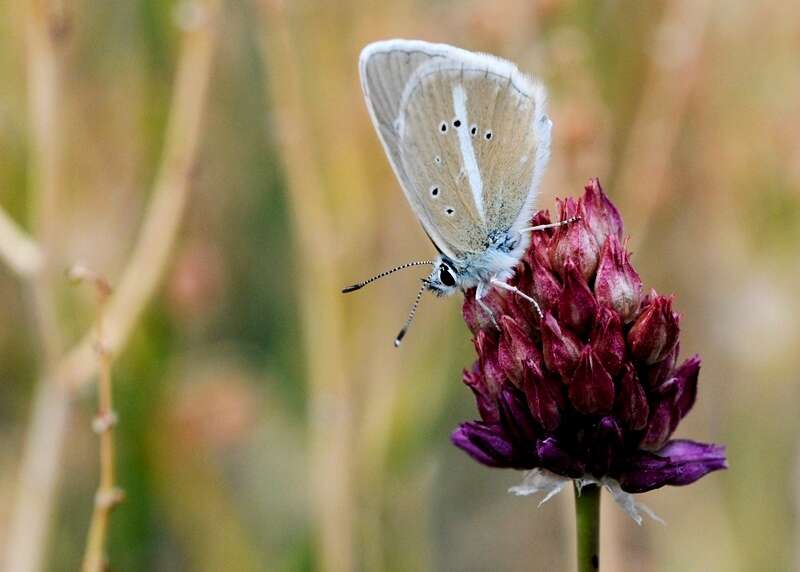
[451,84,485,222]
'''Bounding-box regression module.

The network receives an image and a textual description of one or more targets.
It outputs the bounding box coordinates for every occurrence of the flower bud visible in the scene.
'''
[498,387,538,445]
[521,364,562,431]
[536,437,585,478]
[644,342,679,389]
[530,251,562,313]
[475,330,504,392]
[541,313,582,381]
[614,364,649,430]
[559,258,597,333]
[527,211,554,253]
[627,295,680,364]
[590,306,626,376]
[582,178,623,246]
[550,198,599,281]
[463,364,499,423]
[594,235,642,323]
[569,346,615,414]
[497,316,542,383]
[672,355,700,420]
[588,416,623,476]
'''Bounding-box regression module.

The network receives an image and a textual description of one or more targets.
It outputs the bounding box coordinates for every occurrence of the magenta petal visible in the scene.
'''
[536,437,585,478]
[451,423,516,468]
[617,440,727,493]
[569,346,615,414]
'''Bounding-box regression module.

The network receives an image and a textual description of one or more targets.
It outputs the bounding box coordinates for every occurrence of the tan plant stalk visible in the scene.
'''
[69,269,124,572]
[2,2,221,570]
[2,2,70,571]
[56,0,222,392]
[616,0,714,247]
[257,2,358,570]
[0,208,43,277]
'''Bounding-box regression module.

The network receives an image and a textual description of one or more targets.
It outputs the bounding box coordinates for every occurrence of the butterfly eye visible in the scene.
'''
[453,118,462,128]
[430,186,439,197]
[484,130,493,140]
[439,121,448,133]
[439,265,456,287]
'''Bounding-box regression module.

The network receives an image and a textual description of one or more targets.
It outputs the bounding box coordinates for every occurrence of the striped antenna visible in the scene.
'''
[394,281,427,347]
[519,216,580,234]
[341,260,434,293]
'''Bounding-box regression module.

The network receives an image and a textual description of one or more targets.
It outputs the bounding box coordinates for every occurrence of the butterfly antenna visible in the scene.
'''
[342,260,434,293]
[519,216,581,234]
[394,281,427,348]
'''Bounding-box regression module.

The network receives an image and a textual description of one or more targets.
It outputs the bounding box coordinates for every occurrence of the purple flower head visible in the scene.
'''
[452,179,726,510]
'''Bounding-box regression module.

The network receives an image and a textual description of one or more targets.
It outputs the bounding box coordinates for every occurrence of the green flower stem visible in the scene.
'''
[575,483,601,572]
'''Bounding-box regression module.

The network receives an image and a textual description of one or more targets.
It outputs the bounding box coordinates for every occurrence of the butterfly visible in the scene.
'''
[344,39,574,346]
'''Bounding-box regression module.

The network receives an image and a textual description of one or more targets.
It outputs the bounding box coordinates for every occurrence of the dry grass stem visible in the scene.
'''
[2,2,70,570]
[3,1,221,570]
[77,270,124,572]
[0,207,43,277]
[257,3,357,569]
[617,0,714,247]
[55,0,222,393]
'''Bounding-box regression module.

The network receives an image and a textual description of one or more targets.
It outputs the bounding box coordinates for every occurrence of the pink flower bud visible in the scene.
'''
[594,235,642,323]
[559,258,597,333]
[615,364,649,430]
[628,295,680,365]
[568,346,615,414]
[497,316,541,383]
[550,198,599,281]
[582,178,623,246]
[590,306,626,376]
[541,313,582,381]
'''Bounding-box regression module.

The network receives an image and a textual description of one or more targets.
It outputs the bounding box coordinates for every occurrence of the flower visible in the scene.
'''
[452,178,726,523]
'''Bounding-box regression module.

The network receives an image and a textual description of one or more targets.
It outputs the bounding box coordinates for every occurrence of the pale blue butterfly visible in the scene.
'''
[344,39,575,346]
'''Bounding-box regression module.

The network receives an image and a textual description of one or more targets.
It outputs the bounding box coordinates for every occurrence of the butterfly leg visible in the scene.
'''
[490,278,544,320]
[519,216,580,233]
[475,282,499,329]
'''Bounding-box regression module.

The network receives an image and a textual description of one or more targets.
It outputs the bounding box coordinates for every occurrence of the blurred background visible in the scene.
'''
[0,0,798,570]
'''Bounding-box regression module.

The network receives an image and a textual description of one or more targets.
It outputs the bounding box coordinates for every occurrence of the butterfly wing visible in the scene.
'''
[360,40,551,261]
[360,40,459,258]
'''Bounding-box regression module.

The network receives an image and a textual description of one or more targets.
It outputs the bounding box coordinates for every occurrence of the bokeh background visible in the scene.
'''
[1,0,799,570]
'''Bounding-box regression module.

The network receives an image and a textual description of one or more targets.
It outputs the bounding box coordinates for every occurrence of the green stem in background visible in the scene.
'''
[575,483,601,572]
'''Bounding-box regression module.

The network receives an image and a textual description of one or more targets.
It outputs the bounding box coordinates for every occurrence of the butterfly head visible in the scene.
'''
[424,256,461,297]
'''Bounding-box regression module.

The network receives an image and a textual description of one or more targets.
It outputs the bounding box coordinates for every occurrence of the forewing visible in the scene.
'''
[359,40,457,258]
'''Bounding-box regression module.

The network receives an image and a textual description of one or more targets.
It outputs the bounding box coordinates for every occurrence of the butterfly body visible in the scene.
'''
[351,39,555,343]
